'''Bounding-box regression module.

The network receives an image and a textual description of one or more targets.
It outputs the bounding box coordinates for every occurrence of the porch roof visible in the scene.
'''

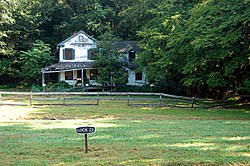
[41,62,94,73]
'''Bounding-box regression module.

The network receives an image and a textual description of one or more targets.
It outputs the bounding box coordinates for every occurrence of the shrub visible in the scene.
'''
[46,81,72,92]
[31,85,43,92]
[115,85,162,92]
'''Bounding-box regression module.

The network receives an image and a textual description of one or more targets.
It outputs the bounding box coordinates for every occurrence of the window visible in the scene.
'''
[90,69,98,80]
[87,49,97,60]
[63,48,75,60]
[65,71,73,80]
[135,71,142,81]
[128,50,136,62]
[78,35,85,42]
[45,73,58,82]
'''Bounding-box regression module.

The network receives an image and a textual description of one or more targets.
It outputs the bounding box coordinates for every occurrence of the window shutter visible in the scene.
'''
[72,49,75,59]
[63,49,66,60]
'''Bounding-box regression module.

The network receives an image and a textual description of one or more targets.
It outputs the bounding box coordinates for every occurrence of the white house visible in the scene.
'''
[41,31,147,90]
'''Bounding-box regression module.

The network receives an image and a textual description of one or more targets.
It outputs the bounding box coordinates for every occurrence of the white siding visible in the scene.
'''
[127,69,147,86]
[122,52,147,86]
[57,32,147,87]
[59,33,96,62]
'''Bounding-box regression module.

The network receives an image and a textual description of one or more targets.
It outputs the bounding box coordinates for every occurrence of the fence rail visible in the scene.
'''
[0,91,249,108]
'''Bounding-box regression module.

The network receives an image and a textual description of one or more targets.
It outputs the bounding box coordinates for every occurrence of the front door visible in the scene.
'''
[77,69,87,86]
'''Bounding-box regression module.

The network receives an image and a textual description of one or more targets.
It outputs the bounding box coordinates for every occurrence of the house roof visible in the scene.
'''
[114,41,141,53]
[57,30,141,52]
[57,30,96,46]
[41,62,94,73]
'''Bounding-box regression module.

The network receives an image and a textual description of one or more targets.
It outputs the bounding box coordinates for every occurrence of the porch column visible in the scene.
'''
[81,69,84,91]
[42,72,45,92]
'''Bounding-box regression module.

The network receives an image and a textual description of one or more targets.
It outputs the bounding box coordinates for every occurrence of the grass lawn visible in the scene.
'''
[0,101,249,166]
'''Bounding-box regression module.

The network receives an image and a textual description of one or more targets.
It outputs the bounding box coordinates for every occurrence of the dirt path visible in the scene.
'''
[0,105,37,121]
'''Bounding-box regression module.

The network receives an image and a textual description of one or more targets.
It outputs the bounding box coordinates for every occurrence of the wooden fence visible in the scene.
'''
[0,91,249,108]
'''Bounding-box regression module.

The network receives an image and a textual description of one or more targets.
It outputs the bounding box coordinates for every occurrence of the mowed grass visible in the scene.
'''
[0,100,249,166]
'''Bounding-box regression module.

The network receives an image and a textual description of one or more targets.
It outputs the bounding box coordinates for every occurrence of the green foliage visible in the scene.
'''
[115,85,162,93]
[1,0,249,97]
[138,0,250,97]
[45,81,71,92]
[138,0,200,87]
[237,78,250,93]
[179,0,250,93]
[38,0,109,44]
[0,0,15,57]
[0,0,42,84]
[94,32,127,87]
[31,85,43,92]
[0,85,8,89]
[19,40,55,83]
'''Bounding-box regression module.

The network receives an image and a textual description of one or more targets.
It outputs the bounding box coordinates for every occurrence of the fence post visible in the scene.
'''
[223,99,227,108]
[30,92,33,106]
[127,93,130,106]
[191,97,195,107]
[159,94,162,106]
[63,92,66,105]
[97,93,99,106]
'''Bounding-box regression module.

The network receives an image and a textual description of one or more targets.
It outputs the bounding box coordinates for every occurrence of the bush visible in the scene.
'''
[31,85,43,92]
[115,85,162,92]
[0,83,18,89]
[46,81,72,92]
[0,85,8,89]
[237,78,250,93]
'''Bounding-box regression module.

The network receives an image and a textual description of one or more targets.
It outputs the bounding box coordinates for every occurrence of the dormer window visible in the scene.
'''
[63,48,75,60]
[78,35,85,42]
[128,50,136,62]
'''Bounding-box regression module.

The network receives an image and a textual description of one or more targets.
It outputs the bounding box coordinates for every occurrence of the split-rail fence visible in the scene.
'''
[0,92,249,108]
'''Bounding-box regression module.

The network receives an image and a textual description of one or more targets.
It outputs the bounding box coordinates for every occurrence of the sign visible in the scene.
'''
[76,126,96,134]
[76,126,96,153]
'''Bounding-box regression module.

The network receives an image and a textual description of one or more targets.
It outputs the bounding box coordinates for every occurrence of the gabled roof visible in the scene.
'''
[57,31,141,53]
[57,30,96,46]
[97,41,141,53]
[115,41,141,53]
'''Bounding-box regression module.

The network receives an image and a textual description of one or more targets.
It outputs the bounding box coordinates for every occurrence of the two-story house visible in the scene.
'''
[41,30,147,90]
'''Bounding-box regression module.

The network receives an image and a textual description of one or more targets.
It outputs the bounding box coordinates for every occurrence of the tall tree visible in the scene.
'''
[19,40,55,84]
[94,33,127,88]
[115,0,160,40]
[0,0,15,78]
[169,0,250,97]
[138,0,200,93]
[138,0,250,97]
[0,0,42,84]
[38,0,109,45]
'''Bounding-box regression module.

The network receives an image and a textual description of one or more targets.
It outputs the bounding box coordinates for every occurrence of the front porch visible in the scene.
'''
[41,62,100,91]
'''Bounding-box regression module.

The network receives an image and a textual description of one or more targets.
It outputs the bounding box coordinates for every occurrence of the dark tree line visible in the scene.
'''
[0,0,249,98]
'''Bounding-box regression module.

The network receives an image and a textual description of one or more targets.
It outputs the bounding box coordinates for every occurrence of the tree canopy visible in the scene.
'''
[137,0,250,97]
[0,0,249,97]
[19,40,55,84]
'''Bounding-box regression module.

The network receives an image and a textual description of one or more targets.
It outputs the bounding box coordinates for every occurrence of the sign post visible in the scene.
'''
[76,126,96,153]
[84,134,88,153]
